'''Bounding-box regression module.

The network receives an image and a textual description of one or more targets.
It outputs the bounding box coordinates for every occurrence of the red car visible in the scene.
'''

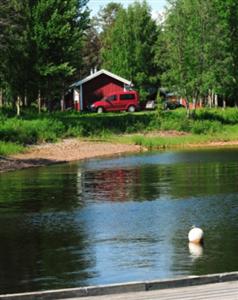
[90,91,139,113]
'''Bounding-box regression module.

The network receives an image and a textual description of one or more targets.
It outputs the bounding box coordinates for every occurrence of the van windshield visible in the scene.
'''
[104,95,116,101]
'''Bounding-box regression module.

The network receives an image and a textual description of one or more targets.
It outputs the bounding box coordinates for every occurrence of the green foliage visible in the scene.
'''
[96,2,123,33]
[53,111,155,136]
[0,0,34,108]
[32,0,90,100]
[0,0,89,111]
[0,118,64,144]
[194,108,238,124]
[191,120,222,134]
[101,1,159,101]
[0,142,25,156]
[157,0,238,105]
[81,17,102,77]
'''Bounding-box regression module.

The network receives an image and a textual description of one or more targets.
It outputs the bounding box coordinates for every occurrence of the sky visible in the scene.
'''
[87,0,168,17]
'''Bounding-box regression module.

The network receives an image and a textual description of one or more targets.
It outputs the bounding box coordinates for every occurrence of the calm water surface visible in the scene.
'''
[1,148,238,293]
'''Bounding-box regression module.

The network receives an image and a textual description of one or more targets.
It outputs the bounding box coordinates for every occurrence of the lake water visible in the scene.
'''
[1,148,238,293]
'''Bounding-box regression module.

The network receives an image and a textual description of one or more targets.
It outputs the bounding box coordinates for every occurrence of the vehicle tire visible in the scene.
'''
[97,107,104,113]
[128,105,136,113]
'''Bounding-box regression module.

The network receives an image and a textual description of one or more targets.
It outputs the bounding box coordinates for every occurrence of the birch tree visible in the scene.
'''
[101,1,159,101]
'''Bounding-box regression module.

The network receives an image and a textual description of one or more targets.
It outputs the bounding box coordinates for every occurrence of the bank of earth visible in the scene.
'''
[1,132,238,173]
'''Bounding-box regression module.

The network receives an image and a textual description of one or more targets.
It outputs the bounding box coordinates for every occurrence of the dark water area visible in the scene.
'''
[1,148,238,293]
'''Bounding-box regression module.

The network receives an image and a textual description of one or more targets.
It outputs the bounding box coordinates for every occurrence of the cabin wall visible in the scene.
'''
[82,74,125,109]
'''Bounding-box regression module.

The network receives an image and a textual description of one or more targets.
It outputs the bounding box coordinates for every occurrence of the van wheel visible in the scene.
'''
[128,105,135,113]
[97,107,104,113]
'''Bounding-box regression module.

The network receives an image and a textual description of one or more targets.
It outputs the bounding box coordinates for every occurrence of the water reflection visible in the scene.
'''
[0,212,97,292]
[0,149,238,293]
[82,150,238,202]
[188,243,203,258]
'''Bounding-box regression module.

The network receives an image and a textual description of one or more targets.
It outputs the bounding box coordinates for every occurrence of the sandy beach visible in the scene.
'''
[0,139,142,173]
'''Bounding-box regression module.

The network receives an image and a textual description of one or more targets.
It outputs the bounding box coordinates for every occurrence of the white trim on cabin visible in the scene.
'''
[70,69,132,88]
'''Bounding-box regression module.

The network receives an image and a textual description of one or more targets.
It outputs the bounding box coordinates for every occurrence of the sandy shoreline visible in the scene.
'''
[1,137,238,174]
[0,139,142,173]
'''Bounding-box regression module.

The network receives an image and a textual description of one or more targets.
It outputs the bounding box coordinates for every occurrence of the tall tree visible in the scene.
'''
[101,1,159,101]
[81,17,101,77]
[0,0,32,113]
[157,0,238,111]
[97,2,123,33]
[32,0,89,110]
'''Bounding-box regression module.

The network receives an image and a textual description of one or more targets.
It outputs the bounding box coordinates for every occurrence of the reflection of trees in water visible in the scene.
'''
[0,164,85,212]
[82,161,238,202]
[83,166,164,202]
[0,164,96,293]
[0,214,96,293]
[168,161,238,198]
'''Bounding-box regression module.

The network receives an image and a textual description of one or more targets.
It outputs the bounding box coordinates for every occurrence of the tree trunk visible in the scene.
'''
[223,96,226,110]
[24,93,28,107]
[16,96,21,116]
[0,89,3,108]
[191,97,198,118]
[208,90,212,108]
[193,97,197,110]
[185,97,191,118]
[38,90,41,114]
[214,94,218,108]
[211,90,214,107]
[199,98,203,108]
[61,93,65,112]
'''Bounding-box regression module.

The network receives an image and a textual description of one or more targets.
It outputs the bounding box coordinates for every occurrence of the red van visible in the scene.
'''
[90,91,139,113]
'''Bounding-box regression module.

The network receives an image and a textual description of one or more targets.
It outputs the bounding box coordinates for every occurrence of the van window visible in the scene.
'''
[107,95,117,101]
[120,94,135,100]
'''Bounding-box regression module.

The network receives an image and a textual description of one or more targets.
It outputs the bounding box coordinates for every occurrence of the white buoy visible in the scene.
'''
[188,226,204,244]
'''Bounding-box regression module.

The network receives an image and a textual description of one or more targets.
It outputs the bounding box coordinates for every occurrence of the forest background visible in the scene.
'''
[2,0,238,112]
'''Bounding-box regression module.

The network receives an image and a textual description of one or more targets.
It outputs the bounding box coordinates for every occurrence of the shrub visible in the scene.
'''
[195,108,238,124]
[0,142,24,156]
[191,120,222,134]
[0,118,65,145]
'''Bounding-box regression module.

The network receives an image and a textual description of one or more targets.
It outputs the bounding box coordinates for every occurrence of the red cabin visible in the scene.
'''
[70,69,133,111]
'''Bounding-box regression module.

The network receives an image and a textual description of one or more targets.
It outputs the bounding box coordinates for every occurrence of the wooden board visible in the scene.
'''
[64,281,238,300]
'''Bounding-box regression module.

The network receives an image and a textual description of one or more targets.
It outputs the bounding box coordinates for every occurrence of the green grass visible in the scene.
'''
[0,141,25,156]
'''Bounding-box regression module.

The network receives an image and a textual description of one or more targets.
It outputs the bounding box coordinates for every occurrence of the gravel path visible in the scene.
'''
[0,139,141,173]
